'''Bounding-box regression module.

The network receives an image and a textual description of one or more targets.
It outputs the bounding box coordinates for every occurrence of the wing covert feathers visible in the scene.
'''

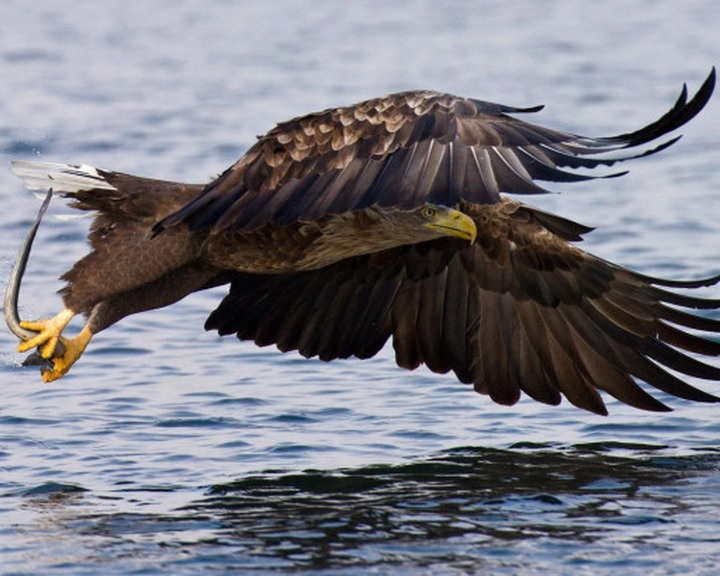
[159,69,715,234]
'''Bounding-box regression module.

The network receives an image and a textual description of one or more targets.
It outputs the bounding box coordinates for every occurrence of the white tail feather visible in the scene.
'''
[11,161,117,193]
[28,191,91,220]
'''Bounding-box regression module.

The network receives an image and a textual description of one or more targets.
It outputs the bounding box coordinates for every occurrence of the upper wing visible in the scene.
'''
[205,202,720,415]
[158,69,715,233]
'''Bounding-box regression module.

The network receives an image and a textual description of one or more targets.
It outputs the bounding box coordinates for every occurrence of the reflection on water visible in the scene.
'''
[193,445,720,572]
[12,444,719,574]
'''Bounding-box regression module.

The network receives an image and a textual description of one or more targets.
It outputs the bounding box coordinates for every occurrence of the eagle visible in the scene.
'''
[5,69,720,415]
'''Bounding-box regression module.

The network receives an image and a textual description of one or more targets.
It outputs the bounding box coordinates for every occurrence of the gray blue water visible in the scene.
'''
[1,1,720,574]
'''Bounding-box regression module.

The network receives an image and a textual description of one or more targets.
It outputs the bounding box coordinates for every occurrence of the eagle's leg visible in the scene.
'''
[38,325,93,382]
[16,308,93,382]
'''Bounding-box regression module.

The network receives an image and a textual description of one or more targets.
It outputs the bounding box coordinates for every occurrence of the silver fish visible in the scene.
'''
[4,189,65,367]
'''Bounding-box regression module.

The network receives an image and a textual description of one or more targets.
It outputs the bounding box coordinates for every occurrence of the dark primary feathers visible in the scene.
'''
[206,200,720,415]
[10,69,720,414]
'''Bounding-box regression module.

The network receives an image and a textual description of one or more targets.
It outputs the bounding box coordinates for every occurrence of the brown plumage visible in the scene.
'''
[7,69,720,415]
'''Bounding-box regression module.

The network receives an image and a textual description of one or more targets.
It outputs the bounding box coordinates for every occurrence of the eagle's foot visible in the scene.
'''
[15,308,92,381]
[37,327,92,382]
[17,308,75,358]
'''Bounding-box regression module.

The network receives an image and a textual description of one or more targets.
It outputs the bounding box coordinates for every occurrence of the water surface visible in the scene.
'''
[1,2,720,574]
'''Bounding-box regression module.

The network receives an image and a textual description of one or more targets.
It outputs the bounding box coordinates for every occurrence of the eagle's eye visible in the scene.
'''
[421,206,436,219]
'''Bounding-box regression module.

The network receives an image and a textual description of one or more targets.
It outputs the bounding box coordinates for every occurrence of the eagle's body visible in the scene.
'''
[8,70,720,415]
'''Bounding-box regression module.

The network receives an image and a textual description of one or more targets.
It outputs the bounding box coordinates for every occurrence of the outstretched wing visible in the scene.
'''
[206,202,720,415]
[159,69,715,233]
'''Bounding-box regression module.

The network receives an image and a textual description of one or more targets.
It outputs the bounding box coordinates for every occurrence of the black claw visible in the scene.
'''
[22,351,55,373]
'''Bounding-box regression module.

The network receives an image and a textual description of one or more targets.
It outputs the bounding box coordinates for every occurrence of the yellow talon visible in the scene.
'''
[17,308,75,358]
[14,308,93,381]
[39,325,93,382]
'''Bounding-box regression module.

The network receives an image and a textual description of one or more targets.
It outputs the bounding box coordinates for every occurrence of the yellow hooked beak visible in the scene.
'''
[424,207,477,243]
